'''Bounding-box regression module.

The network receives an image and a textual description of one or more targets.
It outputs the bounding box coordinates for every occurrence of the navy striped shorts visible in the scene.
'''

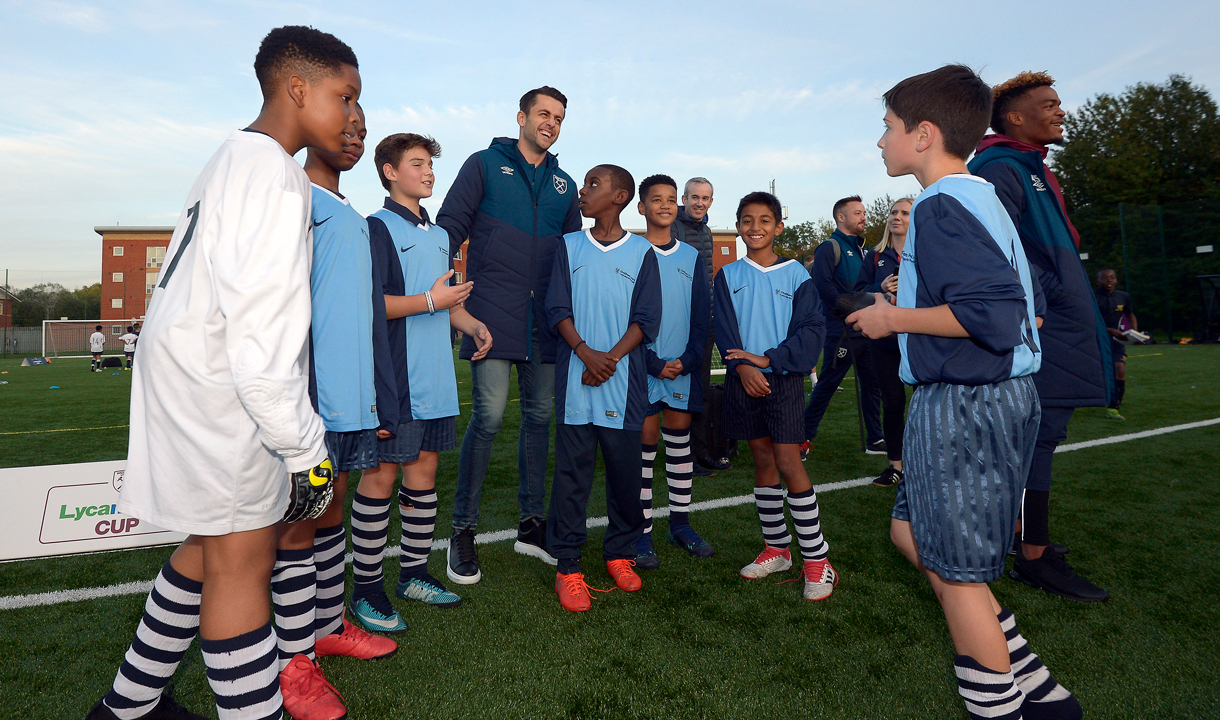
[721,372,806,445]
[325,429,380,472]
[892,375,1040,583]
[376,417,457,464]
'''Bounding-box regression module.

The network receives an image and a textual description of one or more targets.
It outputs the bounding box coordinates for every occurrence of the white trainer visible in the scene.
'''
[740,546,792,579]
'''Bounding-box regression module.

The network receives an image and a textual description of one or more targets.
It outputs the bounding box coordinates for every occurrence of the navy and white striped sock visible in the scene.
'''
[786,487,828,561]
[201,622,282,720]
[640,443,657,535]
[661,428,693,528]
[753,484,791,549]
[312,523,346,640]
[398,486,437,582]
[271,547,315,669]
[103,562,201,720]
[955,655,1025,720]
[1000,608,1079,716]
[350,493,390,599]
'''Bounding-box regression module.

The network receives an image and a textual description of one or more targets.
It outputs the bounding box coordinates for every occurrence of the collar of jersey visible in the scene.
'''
[744,255,792,273]
[584,229,632,252]
[383,197,430,228]
[651,238,680,256]
[311,183,350,206]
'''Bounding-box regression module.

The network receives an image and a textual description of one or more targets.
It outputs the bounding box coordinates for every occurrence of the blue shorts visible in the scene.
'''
[376,418,457,464]
[892,376,1040,583]
[325,429,380,472]
[721,372,805,445]
[645,400,693,417]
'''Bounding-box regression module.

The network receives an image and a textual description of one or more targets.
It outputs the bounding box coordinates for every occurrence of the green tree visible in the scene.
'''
[11,283,102,326]
[775,218,835,262]
[1054,75,1220,209]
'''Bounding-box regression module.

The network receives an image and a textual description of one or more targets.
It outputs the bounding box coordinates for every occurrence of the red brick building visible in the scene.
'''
[95,226,173,321]
[0,287,17,328]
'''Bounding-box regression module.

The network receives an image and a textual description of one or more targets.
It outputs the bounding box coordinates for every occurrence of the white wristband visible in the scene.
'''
[425,290,435,315]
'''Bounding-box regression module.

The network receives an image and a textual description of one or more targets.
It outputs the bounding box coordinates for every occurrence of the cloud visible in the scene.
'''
[32,1,108,33]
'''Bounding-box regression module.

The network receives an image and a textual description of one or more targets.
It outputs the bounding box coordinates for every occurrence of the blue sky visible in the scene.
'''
[2,0,1218,289]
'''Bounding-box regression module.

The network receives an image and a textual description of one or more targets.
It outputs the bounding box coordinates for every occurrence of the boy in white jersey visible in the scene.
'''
[119,326,138,370]
[849,64,1078,720]
[89,325,106,371]
[348,133,492,633]
[632,174,714,570]
[270,106,397,720]
[87,26,360,720]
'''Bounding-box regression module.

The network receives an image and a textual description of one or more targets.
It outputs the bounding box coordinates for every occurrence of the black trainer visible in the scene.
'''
[447,527,482,585]
[86,687,207,720]
[705,456,733,471]
[691,464,716,478]
[873,466,903,487]
[513,517,557,566]
[1011,546,1108,603]
[1009,535,1071,557]
[865,439,888,455]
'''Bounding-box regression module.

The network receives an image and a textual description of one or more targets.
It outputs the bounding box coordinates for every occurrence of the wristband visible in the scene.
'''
[575,340,586,352]
[425,290,435,315]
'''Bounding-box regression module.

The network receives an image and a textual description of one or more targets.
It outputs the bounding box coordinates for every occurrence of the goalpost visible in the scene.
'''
[41,319,136,358]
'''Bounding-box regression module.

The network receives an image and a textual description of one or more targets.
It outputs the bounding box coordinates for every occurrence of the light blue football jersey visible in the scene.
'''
[370,208,460,420]
[311,185,378,432]
[646,241,699,409]
[717,257,811,374]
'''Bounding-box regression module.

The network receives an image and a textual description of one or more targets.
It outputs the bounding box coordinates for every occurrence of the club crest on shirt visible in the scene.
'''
[501,166,515,176]
[775,288,793,300]
[554,176,568,194]
[677,267,693,280]
[837,347,848,359]
[1031,174,1048,192]
[616,268,637,283]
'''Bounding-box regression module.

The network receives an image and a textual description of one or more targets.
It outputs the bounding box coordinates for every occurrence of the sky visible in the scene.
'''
[1,0,1218,289]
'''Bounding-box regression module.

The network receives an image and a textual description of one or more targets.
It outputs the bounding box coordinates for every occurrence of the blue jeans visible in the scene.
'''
[452,332,554,530]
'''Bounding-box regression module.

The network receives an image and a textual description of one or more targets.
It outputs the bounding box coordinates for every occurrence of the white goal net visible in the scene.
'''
[42,319,137,358]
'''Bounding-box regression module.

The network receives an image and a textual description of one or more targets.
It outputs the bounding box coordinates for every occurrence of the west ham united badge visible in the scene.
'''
[553,176,568,194]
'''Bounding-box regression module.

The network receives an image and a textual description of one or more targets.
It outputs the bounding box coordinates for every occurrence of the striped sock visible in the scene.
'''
[350,493,391,600]
[754,484,791,549]
[955,655,1025,720]
[786,487,829,561]
[398,486,437,583]
[103,562,201,719]
[312,523,346,640]
[201,622,282,720]
[1000,607,1079,713]
[640,443,657,535]
[271,547,315,669]
[662,428,693,527]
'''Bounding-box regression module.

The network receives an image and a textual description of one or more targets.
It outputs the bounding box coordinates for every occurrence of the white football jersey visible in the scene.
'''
[89,332,106,353]
[119,333,138,352]
[119,129,327,535]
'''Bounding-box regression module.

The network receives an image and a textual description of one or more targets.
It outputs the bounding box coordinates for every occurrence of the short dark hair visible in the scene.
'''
[736,191,782,223]
[126,326,133,333]
[1097,267,1117,280]
[595,164,635,207]
[95,325,102,331]
[254,26,358,102]
[374,134,441,191]
[832,195,863,221]
[520,86,568,114]
[991,71,1056,135]
[883,64,992,160]
[638,174,677,202]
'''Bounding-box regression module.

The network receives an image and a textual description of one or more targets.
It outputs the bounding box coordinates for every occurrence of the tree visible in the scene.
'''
[775,218,835,262]
[11,283,102,326]
[862,194,904,249]
[1054,75,1220,209]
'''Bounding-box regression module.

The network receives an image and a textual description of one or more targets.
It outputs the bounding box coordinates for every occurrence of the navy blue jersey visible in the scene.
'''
[1093,288,1134,330]
[714,256,825,376]
[547,230,662,430]
[369,201,460,421]
[644,240,709,412]
[309,186,379,432]
[897,174,1042,386]
[855,245,902,353]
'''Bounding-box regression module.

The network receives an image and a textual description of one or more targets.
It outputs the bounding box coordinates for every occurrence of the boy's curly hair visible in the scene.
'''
[991,71,1055,134]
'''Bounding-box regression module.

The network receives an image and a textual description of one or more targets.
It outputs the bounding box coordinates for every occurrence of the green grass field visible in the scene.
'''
[2,346,1219,719]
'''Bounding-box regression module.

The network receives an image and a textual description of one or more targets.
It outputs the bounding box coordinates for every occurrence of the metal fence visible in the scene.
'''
[1073,199,1220,342]
[1,327,42,358]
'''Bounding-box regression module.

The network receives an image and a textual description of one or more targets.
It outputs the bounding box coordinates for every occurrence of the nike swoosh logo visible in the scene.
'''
[313,217,331,227]
[355,611,401,629]
[400,244,416,253]
[572,264,586,273]
[733,285,748,294]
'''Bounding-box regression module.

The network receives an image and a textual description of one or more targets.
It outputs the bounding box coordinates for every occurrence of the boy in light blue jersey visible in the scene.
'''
[350,133,493,633]
[714,191,838,603]
[545,164,662,612]
[849,65,1080,720]
[631,174,713,570]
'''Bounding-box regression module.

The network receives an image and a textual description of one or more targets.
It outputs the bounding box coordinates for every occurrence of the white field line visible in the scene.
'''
[2,417,1216,612]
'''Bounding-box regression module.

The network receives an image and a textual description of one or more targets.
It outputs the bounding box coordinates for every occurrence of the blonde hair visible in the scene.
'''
[875,197,915,253]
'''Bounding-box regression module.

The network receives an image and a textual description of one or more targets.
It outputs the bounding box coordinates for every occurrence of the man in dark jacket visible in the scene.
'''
[437,86,581,584]
[802,196,884,455]
[671,177,726,474]
[970,71,1113,602]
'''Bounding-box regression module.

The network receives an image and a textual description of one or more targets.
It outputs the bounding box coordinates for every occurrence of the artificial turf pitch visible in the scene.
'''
[1,346,1218,719]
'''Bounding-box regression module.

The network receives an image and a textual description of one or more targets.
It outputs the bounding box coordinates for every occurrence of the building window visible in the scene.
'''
[112,246,124,257]
[111,325,122,335]
[146,246,166,269]
[112,272,123,282]
[454,248,463,261]
[720,247,729,255]
[111,298,123,309]
[0,301,4,315]
[146,270,159,295]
